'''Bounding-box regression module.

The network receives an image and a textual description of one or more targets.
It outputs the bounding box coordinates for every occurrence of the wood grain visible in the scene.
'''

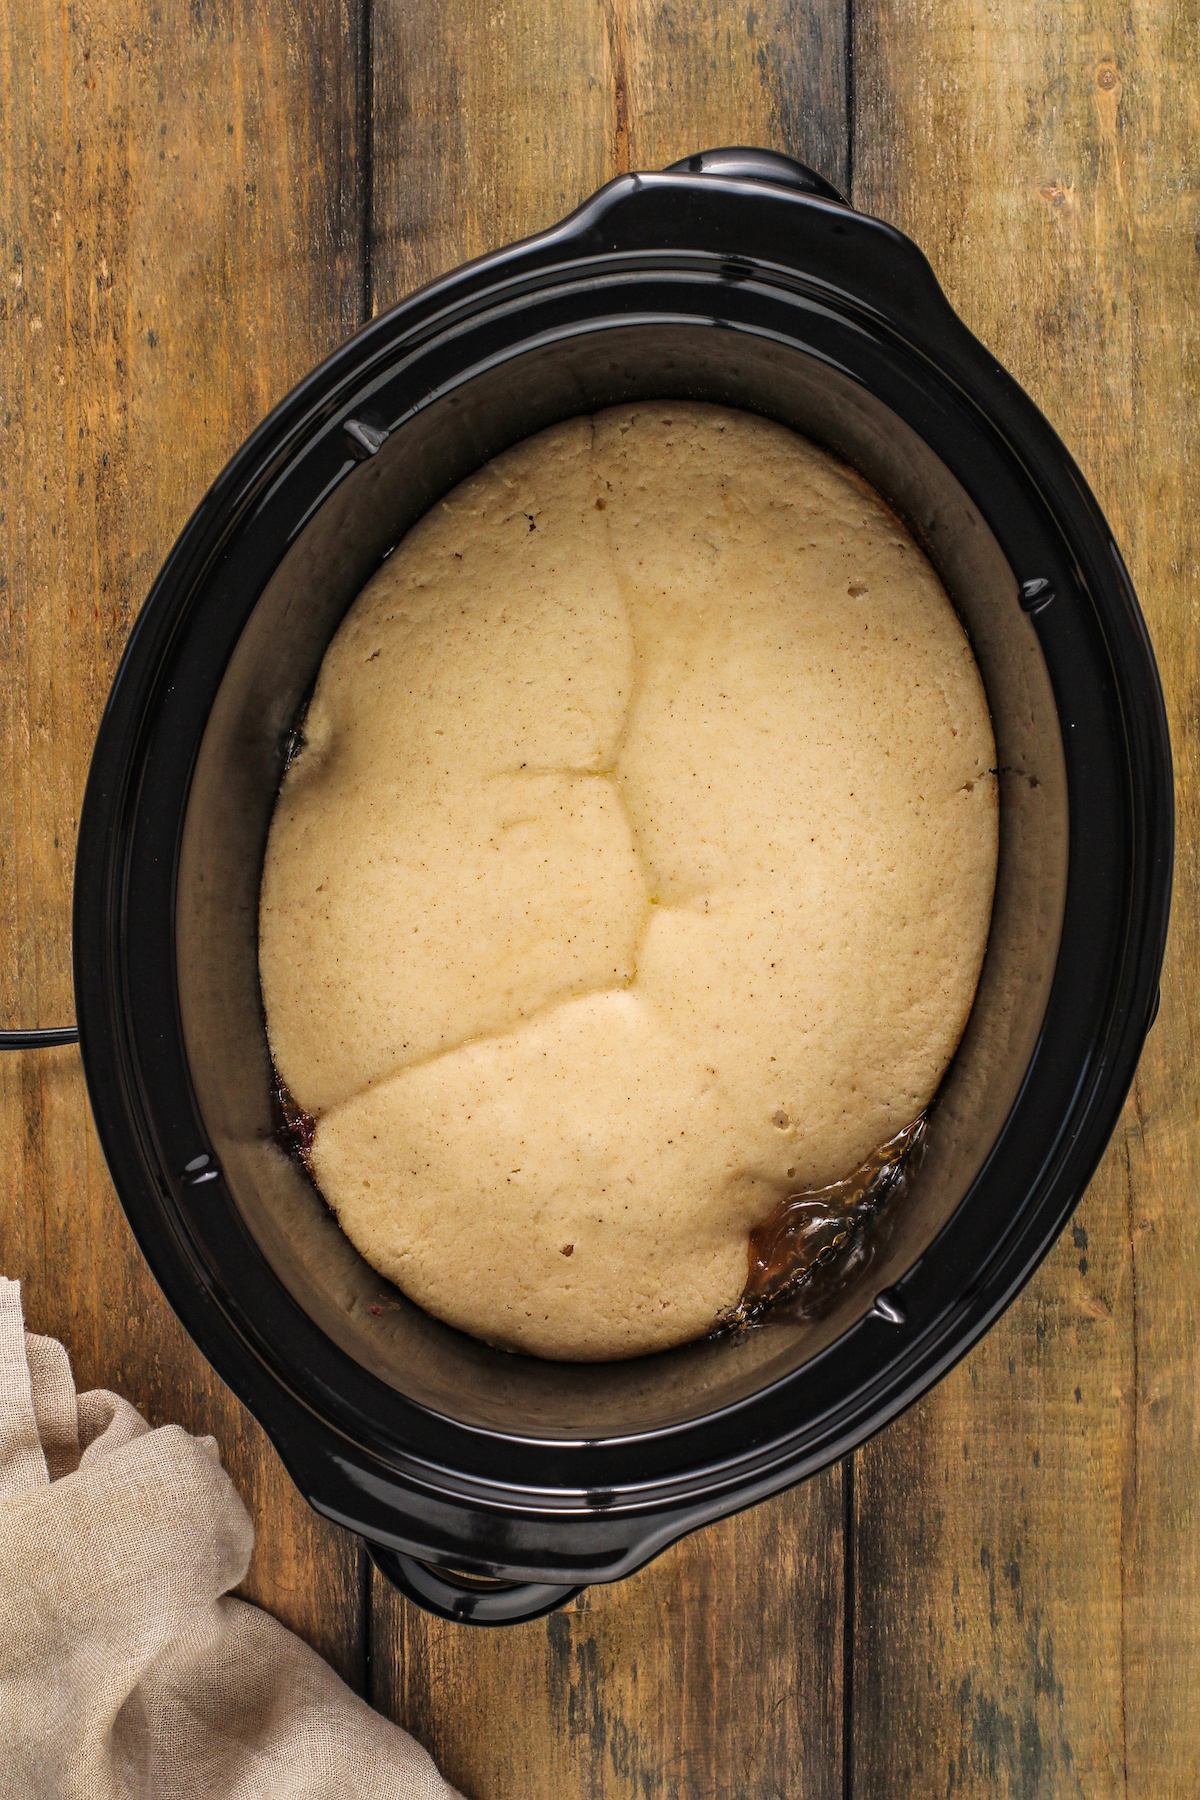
[5,0,1199,1793]
[0,0,368,1683]
[367,5,849,1794]
[852,0,1199,1790]
[370,0,848,309]
[612,0,848,189]
[374,1485,843,1800]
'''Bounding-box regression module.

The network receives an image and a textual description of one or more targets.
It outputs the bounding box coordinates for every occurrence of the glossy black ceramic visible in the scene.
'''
[74,149,1173,1624]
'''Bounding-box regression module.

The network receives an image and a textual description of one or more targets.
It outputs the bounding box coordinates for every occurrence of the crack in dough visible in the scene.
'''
[260,405,999,1359]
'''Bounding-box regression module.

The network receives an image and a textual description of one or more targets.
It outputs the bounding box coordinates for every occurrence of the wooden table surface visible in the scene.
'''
[3,1,1196,1793]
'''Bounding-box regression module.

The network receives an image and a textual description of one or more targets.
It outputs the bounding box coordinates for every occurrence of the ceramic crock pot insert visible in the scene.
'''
[73,151,1172,1622]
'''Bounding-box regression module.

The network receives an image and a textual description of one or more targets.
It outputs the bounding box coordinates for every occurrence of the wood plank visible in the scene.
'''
[368,5,849,1793]
[376,1489,844,1800]
[0,0,367,1686]
[612,0,849,191]
[370,0,848,310]
[1091,5,1200,1782]
[852,0,1198,1789]
[370,0,610,308]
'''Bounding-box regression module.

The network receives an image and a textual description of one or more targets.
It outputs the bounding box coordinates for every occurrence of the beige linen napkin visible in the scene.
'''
[0,1277,459,1800]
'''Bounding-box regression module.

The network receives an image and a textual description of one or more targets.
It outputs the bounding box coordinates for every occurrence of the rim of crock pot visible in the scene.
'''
[74,164,1172,1572]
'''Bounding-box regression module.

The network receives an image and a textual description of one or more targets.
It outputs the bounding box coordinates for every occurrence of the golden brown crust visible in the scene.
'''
[260,405,998,1359]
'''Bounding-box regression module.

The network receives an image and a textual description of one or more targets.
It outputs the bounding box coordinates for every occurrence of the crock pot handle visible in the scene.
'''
[664,146,850,208]
[366,1543,582,1626]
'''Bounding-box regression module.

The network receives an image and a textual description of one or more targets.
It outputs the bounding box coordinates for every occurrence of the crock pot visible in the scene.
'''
[73,148,1173,1624]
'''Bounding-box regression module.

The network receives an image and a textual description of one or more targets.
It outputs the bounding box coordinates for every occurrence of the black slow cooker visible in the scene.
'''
[73,149,1173,1624]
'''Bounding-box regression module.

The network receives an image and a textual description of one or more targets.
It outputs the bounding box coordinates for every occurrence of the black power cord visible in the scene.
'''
[0,1027,80,1050]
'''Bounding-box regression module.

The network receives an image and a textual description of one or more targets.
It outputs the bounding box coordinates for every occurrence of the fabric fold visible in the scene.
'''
[0,1278,458,1800]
